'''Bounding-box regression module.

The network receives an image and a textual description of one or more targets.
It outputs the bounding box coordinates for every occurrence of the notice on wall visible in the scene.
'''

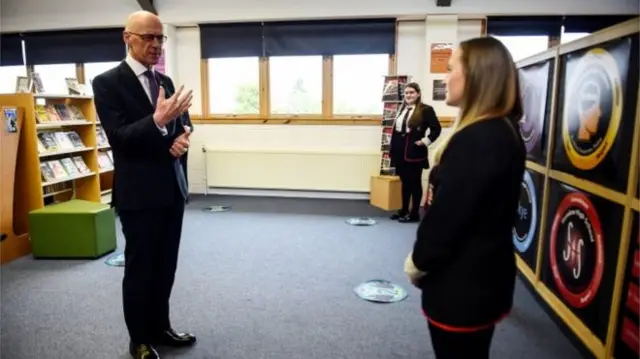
[430,43,453,74]
[432,80,446,101]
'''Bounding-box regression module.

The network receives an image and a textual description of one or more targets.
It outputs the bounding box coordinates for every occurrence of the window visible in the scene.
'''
[493,36,550,62]
[0,65,27,94]
[84,62,120,85]
[208,57,260,114]
[333,54,388,115]
[33,64,77,94]
[561,30,590,44]
[269,56,322,115]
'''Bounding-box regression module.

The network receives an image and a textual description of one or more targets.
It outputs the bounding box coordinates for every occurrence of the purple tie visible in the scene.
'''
[144,70,159,107]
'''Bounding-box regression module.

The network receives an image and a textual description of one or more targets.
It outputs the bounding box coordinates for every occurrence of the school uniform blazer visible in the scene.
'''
[412,117,526,329]
[389,103,442,169]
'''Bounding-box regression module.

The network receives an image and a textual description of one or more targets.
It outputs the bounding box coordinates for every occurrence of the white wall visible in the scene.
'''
[176,17,482,195]
[1,0,636,32]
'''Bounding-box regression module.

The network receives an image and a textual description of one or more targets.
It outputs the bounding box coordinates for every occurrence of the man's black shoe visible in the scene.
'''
[155,328,197,347]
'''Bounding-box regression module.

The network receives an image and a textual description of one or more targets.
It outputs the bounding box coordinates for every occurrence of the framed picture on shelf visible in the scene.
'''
[613,211,639,359]
[540,179,624,342]
[513,169,544,273]
[551,35,639,193]
[518,59,554,165]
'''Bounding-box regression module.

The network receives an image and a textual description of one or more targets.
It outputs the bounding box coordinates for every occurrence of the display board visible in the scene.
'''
[379,75,409,176]
[512,18,639,359]
[552,35,639,193]
[519,59,554,165]
[513,169,544,272]
[541,180,623,342]
[613,211,639,359]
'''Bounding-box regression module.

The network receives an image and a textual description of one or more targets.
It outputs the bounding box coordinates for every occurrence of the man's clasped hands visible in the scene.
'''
[152,85,194,158]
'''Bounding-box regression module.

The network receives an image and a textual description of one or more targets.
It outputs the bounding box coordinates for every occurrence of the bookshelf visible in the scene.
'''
[0,92,114,263]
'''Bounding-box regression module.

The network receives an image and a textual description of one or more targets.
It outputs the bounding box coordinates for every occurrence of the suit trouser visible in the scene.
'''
[119,195,185,343]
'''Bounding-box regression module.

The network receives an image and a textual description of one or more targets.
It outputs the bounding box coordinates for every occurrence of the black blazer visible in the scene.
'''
[390,103,442,169]
[92,62,189,211]
[412,117,526,328]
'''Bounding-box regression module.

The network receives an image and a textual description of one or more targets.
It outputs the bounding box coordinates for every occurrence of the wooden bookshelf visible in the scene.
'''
[0,92,104,264]
[95,120,113,205]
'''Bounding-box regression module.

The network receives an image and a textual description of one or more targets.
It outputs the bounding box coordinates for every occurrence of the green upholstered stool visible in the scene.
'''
[28,199,117,259]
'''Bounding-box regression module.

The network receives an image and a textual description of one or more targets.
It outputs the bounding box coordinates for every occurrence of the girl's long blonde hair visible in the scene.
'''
[432,36,523,164]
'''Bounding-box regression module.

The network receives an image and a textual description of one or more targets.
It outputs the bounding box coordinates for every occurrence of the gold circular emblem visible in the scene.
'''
[561,47,623,170]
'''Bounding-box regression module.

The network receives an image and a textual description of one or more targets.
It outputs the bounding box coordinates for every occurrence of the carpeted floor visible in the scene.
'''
[0,195,585,359]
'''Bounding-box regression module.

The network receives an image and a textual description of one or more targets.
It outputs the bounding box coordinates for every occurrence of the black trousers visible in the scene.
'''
[119,195,185,343]
[428,322,496,359]
[396,161,423,217]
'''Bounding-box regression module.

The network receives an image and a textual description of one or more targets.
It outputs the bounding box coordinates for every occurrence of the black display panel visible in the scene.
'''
[541,180,623,342]
[552,35,639,193]
[513,169,544,272]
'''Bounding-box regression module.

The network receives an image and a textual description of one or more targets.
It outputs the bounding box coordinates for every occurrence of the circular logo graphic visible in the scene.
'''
[549,191,604,308]
[513,171,538,253]
[561,47,623,170]
[354,279,408,303]
[519,73,544,153]
[346,217,377,226]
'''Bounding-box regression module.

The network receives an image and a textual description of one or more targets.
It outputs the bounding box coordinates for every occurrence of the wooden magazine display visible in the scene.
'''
[0,106,29,263]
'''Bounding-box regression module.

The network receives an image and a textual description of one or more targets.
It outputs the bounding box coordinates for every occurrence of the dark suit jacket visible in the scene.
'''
[389,103,442,169]
[92,61,188,211]
[412,117,526,328]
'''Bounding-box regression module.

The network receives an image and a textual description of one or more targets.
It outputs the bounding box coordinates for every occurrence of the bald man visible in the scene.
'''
[92,11,196,359]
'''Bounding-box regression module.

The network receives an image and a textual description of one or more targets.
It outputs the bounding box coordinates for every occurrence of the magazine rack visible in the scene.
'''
[369,75,411,211]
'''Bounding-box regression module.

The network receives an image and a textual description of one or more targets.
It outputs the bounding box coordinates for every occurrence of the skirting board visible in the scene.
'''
[203,187,370,200]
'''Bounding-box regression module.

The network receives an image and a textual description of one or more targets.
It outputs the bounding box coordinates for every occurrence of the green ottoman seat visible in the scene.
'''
[28,199,117,259]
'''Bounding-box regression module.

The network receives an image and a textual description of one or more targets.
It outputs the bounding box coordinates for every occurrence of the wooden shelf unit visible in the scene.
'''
[0,92,106,264]
[513,18,640,359]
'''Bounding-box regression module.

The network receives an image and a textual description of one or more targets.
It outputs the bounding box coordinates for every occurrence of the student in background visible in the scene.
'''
[404,36,526,359]
[389,82,441,223]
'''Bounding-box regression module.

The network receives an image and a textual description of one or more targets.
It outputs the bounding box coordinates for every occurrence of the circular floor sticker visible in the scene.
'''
[346,217,377,226]
[105,252,125,267]
[203,205,232,213]
[354,279,408,303]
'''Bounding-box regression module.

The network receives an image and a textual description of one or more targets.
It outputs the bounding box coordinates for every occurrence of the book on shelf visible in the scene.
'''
[34,104,87,123]
[96,126,109,147]
[40,156,91,183]
[97,152,114,171]
[37,130,86,154]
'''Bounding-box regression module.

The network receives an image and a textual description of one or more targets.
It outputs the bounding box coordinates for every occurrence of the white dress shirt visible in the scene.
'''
[394,105,431,146]
[124,55,168,136]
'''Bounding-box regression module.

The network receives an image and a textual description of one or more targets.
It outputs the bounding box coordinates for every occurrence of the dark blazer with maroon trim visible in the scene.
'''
[389,103,442,169]
[412,117,526,329]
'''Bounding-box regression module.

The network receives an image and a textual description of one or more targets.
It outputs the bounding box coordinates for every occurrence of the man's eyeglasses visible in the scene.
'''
[126,32,168,43]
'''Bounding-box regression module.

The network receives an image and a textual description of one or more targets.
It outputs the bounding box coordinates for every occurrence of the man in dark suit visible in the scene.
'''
[92,10,196,359]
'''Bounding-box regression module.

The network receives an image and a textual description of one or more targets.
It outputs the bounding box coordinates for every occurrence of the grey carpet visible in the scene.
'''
[0,195,584,359]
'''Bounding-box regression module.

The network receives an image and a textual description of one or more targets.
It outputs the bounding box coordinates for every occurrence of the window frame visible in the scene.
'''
[206,56,263,118]
[201,54,396,124]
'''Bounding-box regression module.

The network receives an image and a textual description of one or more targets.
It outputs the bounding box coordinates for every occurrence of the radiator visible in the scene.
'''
[203,147,381,192]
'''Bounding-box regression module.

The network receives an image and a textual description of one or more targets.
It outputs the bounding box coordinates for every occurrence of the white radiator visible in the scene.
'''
[203,147,381,192]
